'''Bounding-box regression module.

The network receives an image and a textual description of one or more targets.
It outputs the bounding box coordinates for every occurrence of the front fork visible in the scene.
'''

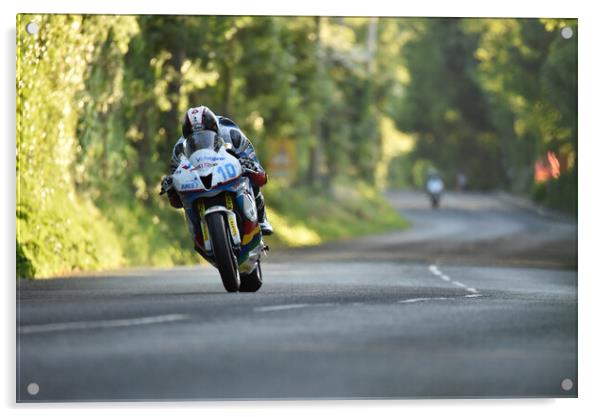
[198,194,241,254]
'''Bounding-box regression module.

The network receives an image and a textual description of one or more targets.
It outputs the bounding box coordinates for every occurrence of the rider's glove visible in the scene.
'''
[239,157,259,173]
[160,175,173,195]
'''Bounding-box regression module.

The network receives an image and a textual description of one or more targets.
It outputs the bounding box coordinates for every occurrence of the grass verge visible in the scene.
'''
[17,180,409,279]
[263,179,410,248]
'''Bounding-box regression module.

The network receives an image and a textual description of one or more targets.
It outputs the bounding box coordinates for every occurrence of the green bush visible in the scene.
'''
[263,179,409,248]
[16,188,123,278]
[16,240,35,280]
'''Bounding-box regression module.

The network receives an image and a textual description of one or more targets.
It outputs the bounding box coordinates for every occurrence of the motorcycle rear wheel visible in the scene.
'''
[206,212,240,292]
[239,261,263,292]
[430,195,440,209]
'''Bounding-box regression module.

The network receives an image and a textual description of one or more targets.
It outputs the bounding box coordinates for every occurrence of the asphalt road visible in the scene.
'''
[16,191,578,401]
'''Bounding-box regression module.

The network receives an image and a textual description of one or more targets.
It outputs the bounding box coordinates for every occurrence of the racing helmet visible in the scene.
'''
[181,106,219,138]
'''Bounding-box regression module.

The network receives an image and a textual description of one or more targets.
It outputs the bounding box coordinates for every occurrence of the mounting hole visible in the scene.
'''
[27,382,39,395]
[25,22,39,35]
[561,378,573,391]
[561,27,573,40]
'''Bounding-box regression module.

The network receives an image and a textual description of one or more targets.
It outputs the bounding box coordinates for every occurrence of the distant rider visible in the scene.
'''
[161,106,273,252]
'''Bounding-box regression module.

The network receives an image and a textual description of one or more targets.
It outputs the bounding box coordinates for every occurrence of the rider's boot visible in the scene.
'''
[255,192,273,236]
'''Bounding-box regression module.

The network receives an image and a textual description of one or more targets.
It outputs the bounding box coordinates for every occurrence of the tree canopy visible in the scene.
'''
[16,15,577,278]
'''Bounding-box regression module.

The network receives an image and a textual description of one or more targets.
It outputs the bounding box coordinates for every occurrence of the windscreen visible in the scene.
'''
[185,130,217,156]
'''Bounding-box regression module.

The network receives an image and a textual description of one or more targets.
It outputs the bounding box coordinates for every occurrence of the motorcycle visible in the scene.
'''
[164,130,266,293]
[425,175,444,209]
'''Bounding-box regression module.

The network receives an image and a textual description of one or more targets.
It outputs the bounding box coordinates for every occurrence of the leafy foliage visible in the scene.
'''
[264,180,409,247]
[17,15,137,278]
[16,15,576,278]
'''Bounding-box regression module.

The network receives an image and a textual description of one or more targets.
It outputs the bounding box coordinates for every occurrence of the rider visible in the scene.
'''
[162,106,273,250]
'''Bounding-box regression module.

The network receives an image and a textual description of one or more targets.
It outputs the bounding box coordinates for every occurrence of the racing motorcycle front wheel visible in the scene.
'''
[206,212,240,292]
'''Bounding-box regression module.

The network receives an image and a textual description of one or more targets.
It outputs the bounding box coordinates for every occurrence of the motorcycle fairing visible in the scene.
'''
[173,147,244,207]
[238,221,262,270]
[173,145,263,273]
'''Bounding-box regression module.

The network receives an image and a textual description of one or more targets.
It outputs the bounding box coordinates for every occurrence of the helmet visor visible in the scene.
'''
[186,130,217,155]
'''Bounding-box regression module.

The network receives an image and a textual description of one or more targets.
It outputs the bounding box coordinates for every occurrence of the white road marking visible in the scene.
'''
[18,314,189,335]
[429,265,442,276]
[254,303,311,312]
[255,302,340,313]
[428,264,480,296]
[398,297,453,304]
[398,294,483,304]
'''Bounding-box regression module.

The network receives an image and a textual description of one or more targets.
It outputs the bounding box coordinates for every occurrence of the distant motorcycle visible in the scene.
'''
[425,175,444,209]
[164,130,266,293]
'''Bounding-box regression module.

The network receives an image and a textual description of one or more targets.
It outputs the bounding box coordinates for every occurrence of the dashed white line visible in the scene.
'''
[254,303,338,313]
[429,265,442,276]
[254,303,311,312]
[398,297,453,304]
[398,294,482,304]
[18,314,189,335]
[428,264,481,297]
[255,269,481,313]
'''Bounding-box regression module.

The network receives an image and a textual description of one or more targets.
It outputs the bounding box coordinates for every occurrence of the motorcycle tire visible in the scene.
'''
[206,212,240,292]
[239,261,263,292]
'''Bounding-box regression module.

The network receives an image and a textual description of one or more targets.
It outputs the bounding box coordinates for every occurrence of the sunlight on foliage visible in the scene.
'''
[375,116,415,188]
[16,15,576,278]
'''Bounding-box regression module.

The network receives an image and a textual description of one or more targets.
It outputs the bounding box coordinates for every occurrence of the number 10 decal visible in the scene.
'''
[218,163,237,181]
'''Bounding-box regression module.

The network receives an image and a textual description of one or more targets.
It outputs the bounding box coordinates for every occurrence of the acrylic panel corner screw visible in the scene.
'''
[561,378,573,391]
[25,22,39,35]
[561,27,573,40]
[27,382,39,395]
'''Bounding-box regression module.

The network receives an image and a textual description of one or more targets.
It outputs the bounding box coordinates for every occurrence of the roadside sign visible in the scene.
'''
[268,139,297,182]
